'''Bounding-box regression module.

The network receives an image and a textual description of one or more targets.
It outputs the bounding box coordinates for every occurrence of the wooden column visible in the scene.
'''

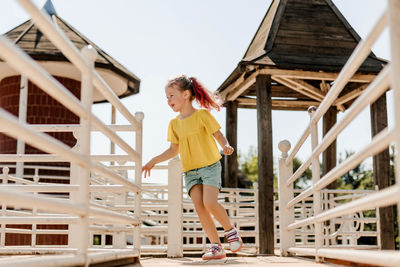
[256,75,274,254]
[370,93,394,250]
[322,106,337,189]
[225,101,238,188]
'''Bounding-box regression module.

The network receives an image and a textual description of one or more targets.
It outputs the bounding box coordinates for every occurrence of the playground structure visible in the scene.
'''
[0,0,399,266]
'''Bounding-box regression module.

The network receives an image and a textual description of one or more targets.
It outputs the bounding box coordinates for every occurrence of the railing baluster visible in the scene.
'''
[167,157,183,257]
[0,168,8,247]
[388,0,400,250]
[31,171,39,247]
[113,192,127,249]
[16,75,28,179]
[78,45,97,263]
[134,111,144,253]
[253,182,260,253]
[278,140,295,256]
[308,106,323,262]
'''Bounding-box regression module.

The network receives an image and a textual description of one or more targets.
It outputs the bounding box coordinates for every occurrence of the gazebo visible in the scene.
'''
[216,0,392,253]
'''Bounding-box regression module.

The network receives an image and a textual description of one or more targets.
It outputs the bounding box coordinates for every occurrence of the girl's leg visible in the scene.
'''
[190,184,220,244]
[202,185,232,231]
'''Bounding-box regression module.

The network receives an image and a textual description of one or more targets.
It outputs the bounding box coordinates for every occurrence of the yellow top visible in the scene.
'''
[168,109,222,172]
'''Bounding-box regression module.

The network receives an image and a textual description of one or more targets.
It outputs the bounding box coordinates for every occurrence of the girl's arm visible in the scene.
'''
[213,130,234,155]
[142,143,179,178]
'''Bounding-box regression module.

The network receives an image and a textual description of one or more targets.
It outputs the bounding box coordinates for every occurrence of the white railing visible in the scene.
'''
[277,1,400,266]
[138,161,259,256]
[274,189,380,249]
[0,0,143,266]
[0,157,380,259]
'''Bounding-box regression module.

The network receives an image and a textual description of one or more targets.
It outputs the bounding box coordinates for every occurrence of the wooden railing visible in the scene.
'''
[277,1,400,266]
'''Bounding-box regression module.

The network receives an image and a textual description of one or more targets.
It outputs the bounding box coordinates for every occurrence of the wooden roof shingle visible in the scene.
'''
[217,0,386,96]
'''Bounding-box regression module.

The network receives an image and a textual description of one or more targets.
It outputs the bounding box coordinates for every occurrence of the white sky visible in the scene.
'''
[0,1,391,183]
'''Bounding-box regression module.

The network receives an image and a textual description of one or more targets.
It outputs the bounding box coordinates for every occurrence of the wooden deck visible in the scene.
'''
[133,256,341,267]
[0,253,348,266]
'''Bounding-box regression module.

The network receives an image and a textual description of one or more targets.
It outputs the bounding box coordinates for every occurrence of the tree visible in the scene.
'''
[238,146,310,189]
[336,151,373,190]
[238,146,258,184]
[238,146,278,189]
[292,157,312,189]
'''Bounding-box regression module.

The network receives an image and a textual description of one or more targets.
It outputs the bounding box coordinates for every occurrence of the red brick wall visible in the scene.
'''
[0,76,20,153]
[0,75,81,154]
[0,75,81,246]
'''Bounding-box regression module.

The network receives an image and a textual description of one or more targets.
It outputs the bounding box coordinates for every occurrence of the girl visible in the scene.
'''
[142,75,242,260]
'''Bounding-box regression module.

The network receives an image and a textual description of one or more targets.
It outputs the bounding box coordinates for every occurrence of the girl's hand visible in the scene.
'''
[142,159,155,178]
[222,144,234,155]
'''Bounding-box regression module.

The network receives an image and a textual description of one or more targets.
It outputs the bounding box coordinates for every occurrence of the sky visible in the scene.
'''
[0,0,391,184]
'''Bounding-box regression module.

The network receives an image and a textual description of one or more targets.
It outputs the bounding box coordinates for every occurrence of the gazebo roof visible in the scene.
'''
[217,0,386,110]
[2,0,140,103]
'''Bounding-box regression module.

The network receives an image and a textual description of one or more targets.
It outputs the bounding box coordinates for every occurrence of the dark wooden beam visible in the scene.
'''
[256,74,274,254]
[224,101,238,188]
[236,97,319,111]
[323,106,337,189]
[238,104,309,111]
[370,93,395,250]
[247,85,313,99]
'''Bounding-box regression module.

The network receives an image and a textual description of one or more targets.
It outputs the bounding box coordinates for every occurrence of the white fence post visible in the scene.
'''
[70,45,97,264]
[113,192,127,249]
[278,140,295,256]
[388,0,400,250]
[253,182,260,253]
[308,106,323,262]
[16,75,28,179]
[134,111,144,252]
[0,167,9,247]
[31,171,39,247]
[69,144,79,248]
[167,156,183,257]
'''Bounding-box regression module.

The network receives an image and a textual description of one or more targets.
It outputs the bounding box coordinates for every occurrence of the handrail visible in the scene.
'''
[0,35,140,162]
[28,124,136,132]
[287,128,393,208]
[0,154,133,162]
[0,188,87,216]
[285,12,388,165]
[287,185,399,231]
[286,65,391,187]
[0,2,144,262]
[277,2,400,264]
[0,109,141,192]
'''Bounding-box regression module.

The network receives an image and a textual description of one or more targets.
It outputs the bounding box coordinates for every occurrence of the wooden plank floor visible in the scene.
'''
[133,256,342,267]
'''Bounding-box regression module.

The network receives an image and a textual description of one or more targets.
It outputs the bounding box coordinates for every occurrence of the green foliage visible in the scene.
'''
[336,151,374,190]
[292,157,312,189]
[238,147,314,190]
[238,146,277,189]
[238,146,258,183]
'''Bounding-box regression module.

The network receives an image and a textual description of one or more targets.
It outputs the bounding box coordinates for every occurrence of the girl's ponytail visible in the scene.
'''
[189,77,221,111]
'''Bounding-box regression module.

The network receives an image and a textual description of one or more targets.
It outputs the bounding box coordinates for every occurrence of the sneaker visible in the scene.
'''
[202,243,226,260]
[224,227,243,252]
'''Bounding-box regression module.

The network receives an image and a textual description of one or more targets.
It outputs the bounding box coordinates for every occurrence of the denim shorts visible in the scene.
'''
[183,161,222,196]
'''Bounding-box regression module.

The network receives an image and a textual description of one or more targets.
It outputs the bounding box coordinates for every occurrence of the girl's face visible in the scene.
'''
[165,85,190,112]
